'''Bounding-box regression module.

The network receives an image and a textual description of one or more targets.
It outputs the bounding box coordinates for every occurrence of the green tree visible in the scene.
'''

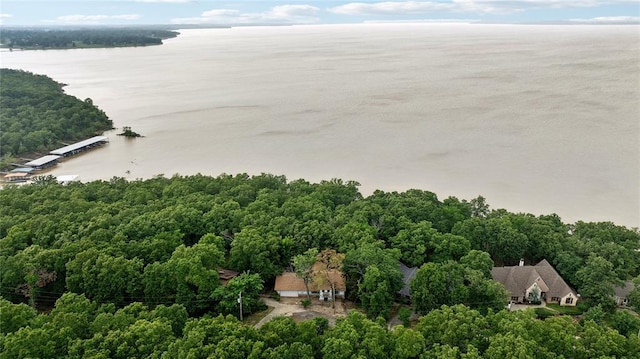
[314,249,345,310]
[609,310,640,338]
[213,272,265,318]
[66,249,144,306]
[484,333,537,359]
[390,221,438,267]
[415,304,490,354]
[576,254,620,312]
[0,298,37,334]
[390,326,426,359]
[410,261,468,314]
[292,247,319,299]
[359,265,395,319]
[324,311,392,359]
[433,233,471,262]
[460,250,494,278]
[143,242,223,314]
[342,243,403,304]
[229,228,292,281]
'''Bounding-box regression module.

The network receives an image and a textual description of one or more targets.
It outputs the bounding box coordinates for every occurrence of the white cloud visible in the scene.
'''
[330,2,454,15]
[201,9,242,17]
[569,16,640,23]
[54,14,141,23]
[363,18,478,23]
[0,13,12,24]
[268,5,320,19]
[171,4,320,24]
[329,0,640,16]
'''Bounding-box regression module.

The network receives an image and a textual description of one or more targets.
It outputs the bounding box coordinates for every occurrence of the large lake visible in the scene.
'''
[2,24,638,228]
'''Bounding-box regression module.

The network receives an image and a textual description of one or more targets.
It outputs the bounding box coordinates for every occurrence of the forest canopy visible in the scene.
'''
[0,69,113,166]
[0,28,179,49]
[1,173,639,357]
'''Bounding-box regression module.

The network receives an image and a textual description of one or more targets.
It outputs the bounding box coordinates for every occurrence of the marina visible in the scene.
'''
[2,136,108,183]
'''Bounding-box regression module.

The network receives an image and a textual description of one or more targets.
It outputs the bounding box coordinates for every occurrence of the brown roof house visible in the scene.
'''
[492,259,578,306]
[274,265,346,301]
[217,268,240,286]
[614,281,635,307]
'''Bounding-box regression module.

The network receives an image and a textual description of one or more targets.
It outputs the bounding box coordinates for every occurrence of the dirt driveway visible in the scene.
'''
[254,297,347,328]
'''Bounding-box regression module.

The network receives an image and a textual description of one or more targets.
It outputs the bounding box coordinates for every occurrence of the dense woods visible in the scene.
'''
[1,173,639,357]
[0,28,179,50]
[0,69,113,167]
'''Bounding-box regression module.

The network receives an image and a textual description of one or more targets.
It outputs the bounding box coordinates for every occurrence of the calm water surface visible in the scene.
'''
[2,24,639,227]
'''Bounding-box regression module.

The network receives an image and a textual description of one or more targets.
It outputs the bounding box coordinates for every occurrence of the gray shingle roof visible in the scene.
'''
[533,259,575,298]
[491,259,576,299]
[399,262,418,297]
[614,281,635,298]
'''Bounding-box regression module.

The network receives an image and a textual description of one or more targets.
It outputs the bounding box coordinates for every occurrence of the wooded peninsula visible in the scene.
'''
[0,69,113,170]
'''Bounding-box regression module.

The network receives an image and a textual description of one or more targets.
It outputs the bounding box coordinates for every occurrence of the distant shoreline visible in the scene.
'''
[0,28,179,51]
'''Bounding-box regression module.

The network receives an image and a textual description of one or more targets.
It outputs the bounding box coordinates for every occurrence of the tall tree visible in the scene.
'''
[410,261,467,314]
[576,254,620,312]
[292,248,319,299]
[358,265,395,319]
[314,249,345,309]
[460,250,494,278]
[213,272,265,318]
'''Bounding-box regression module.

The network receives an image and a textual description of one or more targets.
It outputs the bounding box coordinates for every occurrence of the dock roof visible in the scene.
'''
[50,136,108,156]
[10,167,35,173]
[4,172,29,179]
[25,155,61,167]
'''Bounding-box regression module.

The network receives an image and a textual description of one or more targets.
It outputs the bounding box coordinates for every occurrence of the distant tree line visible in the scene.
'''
[0,69,113,168]
[0,28,179,49]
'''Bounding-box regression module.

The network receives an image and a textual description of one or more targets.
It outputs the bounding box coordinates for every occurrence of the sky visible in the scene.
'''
[0,0,639,26]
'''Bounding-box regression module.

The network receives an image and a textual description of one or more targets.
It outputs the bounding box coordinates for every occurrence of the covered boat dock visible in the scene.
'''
[10,167,35,174]
[3,172,29,183]
[50,136,109,157]
[24,155,62,170]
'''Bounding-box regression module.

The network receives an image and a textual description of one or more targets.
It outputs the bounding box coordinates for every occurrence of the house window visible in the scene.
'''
[565,297,573,304]
[511,296,519,302]
[551,297,559,302]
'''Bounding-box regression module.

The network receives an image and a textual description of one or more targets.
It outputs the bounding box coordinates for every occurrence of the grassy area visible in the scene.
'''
[243,306,274,326]
[546,303,584,315]
[534,307,557,319]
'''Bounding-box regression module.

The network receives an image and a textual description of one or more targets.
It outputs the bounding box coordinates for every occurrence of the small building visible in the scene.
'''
[56,175,79,185]
[492,259,578,306]
[217,268,240,286]
[614,281,635,307]
[24,155,62,170]
[274,266,346,301]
